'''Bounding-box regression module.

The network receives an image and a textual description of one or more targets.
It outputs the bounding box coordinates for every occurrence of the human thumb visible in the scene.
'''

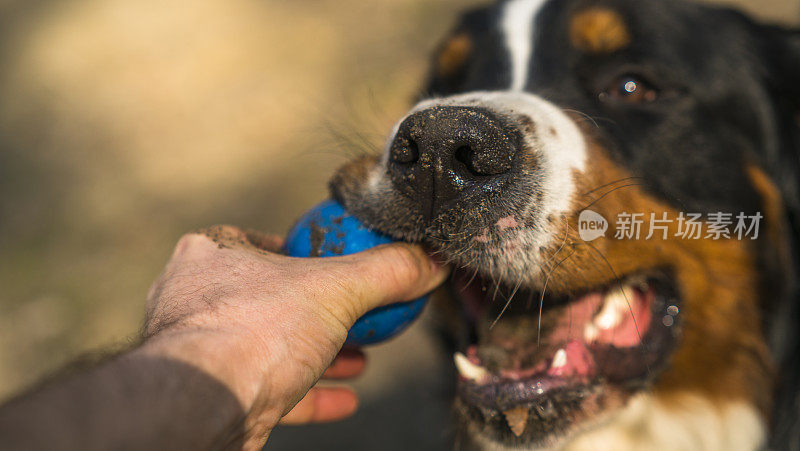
[304,243,449,326]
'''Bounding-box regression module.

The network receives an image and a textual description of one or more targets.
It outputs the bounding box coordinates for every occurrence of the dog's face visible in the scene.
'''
[331,0,800,449]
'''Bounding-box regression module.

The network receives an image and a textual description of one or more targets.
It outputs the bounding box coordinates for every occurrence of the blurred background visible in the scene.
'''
[0,0,796,449]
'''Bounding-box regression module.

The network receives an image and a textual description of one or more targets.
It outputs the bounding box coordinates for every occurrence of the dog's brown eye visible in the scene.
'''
[600,75,658,104]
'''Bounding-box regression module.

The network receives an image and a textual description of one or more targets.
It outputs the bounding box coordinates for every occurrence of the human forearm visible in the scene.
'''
[0,334,251,450]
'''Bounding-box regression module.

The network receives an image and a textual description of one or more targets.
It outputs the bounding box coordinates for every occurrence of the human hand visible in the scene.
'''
[139,225,447,448]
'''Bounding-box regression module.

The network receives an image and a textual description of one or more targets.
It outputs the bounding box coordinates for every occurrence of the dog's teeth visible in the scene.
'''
[594,285,633,330]
[551,348,567,369]
[454,352,488,382]
[583,323,599,341]
[503,407,529,437]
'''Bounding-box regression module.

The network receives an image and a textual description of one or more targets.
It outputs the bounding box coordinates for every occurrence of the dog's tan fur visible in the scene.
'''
[569,7,631,54]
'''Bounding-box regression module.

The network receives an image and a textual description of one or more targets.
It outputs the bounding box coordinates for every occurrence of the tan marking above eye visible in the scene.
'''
[569,7,631,53]
[436,33,472,78]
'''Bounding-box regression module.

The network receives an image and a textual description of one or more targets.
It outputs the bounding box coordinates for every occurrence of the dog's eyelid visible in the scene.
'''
[591,61,668,88]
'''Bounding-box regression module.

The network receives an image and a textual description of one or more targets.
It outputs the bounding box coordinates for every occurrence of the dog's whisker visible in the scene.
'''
[490,280,501,304]
[581,240,651,377]
[537,248,576,347]
[581,183,647,210]
[562,108,601,129]
[461,266,481,291]
[529,218,570,309]
[489,277,523,330]
[582,177,646,197]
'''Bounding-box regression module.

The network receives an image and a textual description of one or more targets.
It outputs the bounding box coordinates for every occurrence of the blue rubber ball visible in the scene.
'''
[285,199,429,346]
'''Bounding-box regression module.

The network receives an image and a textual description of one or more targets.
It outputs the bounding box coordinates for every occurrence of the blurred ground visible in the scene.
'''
[0,0,478,400]
[0,0,796,450]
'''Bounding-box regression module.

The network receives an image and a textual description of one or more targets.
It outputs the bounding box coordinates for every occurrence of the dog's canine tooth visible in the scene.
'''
[584,323,599,342]
[551,348,567,369]
[454,352,488,382]
[594,285,633,330]
[503,406,529,437]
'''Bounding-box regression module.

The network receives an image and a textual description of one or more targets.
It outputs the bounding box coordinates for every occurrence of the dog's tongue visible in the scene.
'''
[468,340,594,380]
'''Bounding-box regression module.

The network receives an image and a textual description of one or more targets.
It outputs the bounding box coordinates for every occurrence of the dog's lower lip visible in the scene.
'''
[458,372,594,411]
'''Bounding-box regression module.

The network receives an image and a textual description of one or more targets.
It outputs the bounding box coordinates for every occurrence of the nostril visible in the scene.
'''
[454,145,476,174]
[455,145,501,177]
[390,138,419,164]
[408,140,420,163]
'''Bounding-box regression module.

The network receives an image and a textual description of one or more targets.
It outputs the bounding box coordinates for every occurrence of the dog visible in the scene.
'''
[330,0,800,449]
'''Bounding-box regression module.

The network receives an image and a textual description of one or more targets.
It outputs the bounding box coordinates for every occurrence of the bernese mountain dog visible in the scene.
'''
[330,0,800,449]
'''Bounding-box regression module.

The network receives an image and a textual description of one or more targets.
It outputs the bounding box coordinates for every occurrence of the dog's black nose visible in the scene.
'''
[387,106,518,220]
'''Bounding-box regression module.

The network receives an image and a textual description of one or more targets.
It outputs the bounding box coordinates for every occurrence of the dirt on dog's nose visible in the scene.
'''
[387,106,520,220]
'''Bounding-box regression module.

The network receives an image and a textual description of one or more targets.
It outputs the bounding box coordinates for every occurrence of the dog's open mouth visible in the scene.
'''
[448,269,681,442]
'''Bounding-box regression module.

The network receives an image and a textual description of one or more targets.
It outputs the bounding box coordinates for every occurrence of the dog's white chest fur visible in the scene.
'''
[566,393,765,451]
